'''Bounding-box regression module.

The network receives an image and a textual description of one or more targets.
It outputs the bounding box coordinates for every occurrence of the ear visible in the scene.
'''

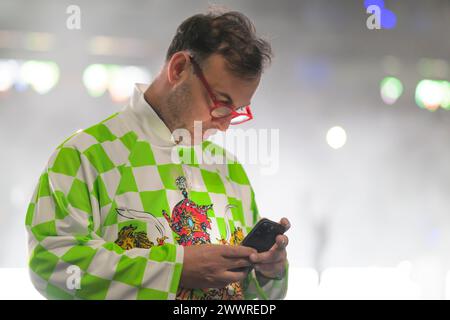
[166,51,190,85]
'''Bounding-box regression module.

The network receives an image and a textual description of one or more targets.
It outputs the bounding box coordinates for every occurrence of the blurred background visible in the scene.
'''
[0,0,449,299]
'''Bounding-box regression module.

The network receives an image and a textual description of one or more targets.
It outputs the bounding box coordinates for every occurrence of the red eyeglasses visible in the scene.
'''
[189,55,253,125]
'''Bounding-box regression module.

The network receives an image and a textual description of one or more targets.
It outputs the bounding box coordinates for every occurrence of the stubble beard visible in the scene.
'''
[165,82,193,132]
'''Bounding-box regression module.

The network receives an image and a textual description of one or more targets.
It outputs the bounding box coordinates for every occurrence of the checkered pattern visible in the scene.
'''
[25,85,288,300]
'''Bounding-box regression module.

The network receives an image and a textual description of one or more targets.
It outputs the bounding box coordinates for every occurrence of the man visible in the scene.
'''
[26,9,290,300]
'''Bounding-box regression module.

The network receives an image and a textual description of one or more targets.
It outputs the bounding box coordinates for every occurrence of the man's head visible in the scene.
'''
[148,9,272,143]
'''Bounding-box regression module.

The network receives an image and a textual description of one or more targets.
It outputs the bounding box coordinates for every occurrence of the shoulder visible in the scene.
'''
[47,112,130,174]
[57,112,125,151]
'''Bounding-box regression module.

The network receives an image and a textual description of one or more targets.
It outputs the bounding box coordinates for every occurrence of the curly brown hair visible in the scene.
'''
[166,8,273,79]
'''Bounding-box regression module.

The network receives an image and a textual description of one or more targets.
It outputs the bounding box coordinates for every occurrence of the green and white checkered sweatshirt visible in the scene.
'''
[25,83,288,300]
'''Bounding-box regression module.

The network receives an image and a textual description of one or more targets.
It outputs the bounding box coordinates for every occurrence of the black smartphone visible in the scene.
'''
[230,218,286,273]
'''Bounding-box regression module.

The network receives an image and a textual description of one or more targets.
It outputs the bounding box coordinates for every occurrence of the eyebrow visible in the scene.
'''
[216,90,234,104]
[215,91,251,107]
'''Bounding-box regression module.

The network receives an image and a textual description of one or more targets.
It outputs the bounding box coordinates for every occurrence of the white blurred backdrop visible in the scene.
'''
[0,0,449,299]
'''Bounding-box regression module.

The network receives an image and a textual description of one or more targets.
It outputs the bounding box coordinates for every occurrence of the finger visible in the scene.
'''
[279,217,291,231]
[274,234,289,250]
[255,259,286,274]
[264,235,289,253]
[221,244,257,258]
[254,252,286,266]
[251,235,288,263]
[250,248,284,264]
[223,270,249,283]
[226,257,253,269]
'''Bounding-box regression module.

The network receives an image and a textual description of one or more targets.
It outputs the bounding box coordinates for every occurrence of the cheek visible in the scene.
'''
[189,87,213,118]
[191,99,213,121]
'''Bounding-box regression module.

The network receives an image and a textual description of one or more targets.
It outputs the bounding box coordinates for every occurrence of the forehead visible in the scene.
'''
[201,54,261,104]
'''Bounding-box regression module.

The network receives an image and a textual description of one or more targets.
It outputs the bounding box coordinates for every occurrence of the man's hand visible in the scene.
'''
[179,244,257,289]
[250,217,290,280]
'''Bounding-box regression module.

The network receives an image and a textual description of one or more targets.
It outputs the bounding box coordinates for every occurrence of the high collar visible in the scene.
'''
[121,83,179,147]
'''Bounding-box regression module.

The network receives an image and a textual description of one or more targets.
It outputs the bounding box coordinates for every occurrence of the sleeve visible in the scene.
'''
[25,145,184,300]
[242,187,289,300]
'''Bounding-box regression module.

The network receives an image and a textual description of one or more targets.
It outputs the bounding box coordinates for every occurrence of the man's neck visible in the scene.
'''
[143,81,175,133]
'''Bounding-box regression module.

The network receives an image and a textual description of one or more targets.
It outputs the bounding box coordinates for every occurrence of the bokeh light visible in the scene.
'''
[326,126,347,150]
[82,64,109,97]
[380,76,403,105]
[0,59,19,92]
[21,60,60,94]
[82,64,151,101]
[415,79,450,111]
[109,65,151,102]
